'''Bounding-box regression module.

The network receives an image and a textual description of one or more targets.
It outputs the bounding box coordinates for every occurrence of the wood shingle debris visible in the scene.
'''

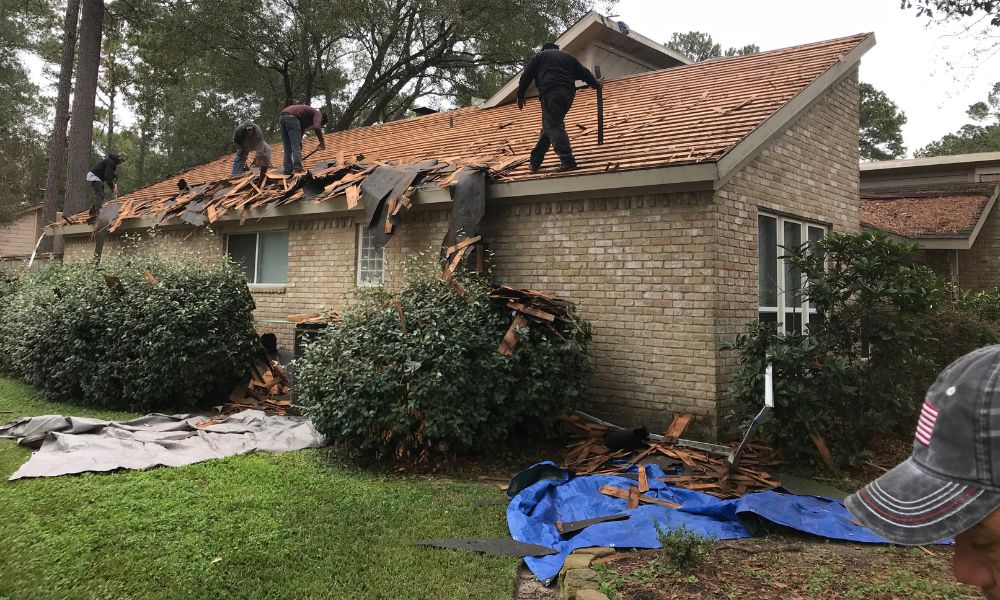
[58,158,500,232]
[488,286,583,356]
[219,359,293,418]
[561,413,781,499]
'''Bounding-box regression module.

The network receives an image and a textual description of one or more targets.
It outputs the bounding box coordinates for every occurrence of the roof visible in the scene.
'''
[861,152,1000,173]
[483,11,690,107]
[57,33,873,231]
[860,183,1000,240]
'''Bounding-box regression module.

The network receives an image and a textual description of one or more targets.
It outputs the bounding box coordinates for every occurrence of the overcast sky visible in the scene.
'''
[613,0,999,156]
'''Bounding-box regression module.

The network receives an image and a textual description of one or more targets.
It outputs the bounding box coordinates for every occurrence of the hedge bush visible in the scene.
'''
[296,264,593,462]
[724,231,1000,466]
[0,242,259,412]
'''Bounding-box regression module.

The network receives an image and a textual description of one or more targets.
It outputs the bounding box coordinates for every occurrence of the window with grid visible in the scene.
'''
[226,231,288,284]
[356,225,384,287]
[758,213,827,334]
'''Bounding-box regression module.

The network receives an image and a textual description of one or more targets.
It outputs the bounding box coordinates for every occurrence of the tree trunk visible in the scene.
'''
[105,82,115,153]
[64,0,105,218]
[39,0,80,254]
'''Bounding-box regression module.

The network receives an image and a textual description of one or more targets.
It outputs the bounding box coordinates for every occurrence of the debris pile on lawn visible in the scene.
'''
[488,286,583,356]
[561,413,781,498]
[222,359,293,417]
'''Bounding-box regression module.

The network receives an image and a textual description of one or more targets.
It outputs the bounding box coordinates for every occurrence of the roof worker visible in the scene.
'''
[86,152,127,219]
[279,104,327,175]
[516,42,600,172]
[846,345,1000,599]
[232,121,273,177]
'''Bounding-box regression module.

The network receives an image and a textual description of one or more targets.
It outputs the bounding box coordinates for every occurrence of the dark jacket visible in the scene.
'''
[89,154,121,188]
[517,49,599,99]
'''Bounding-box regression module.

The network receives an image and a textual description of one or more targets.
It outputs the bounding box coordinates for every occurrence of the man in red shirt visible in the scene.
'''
[279,104,327,174]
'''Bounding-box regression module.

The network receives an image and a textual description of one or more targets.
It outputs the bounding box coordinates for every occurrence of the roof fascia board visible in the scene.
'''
[590,40,659,71]
[862,224,971,249]
[54,164,718,238]
[714,34,876,188]
[966,183,1000,247]
[861,152,1000,173]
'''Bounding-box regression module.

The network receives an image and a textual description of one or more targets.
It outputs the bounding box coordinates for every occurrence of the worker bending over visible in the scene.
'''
[279,104,327,175]
[517,43,600,172]
[87,153,127,218]
[231,121,273,177]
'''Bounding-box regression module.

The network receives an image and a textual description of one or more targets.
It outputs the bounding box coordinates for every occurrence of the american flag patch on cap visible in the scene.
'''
[915,401,939,446]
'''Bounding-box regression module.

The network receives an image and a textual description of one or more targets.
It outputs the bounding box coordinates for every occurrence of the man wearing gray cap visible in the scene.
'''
[847,345,1000,598]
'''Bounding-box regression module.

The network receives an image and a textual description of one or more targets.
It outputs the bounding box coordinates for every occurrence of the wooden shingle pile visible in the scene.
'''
[488,286,583,356]
[561,413,781,499]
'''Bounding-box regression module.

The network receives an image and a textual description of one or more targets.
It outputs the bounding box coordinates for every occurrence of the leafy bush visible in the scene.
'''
[296,262,592,462]
[655,524,716,571]
[0,241,259,411]
[724,232,969,465]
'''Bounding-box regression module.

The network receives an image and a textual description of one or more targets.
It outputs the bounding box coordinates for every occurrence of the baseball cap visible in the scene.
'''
[845,344,1000,545]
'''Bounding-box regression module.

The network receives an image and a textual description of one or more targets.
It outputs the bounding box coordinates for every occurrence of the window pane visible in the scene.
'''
[784,311,804,335]
[357,225,384,286]
[808,311,825,332]
[227,234,257,282]
[807,226,825,308]
[758,311,778,324]
[257,231,288,284]
[783,221,802,308]
[758,216,777,307]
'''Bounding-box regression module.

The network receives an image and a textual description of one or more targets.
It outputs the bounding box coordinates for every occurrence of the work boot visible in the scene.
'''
[529,161,542,173]
[557,161,577,172]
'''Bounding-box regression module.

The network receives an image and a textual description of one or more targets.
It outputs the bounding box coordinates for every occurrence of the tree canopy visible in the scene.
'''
[859,82,908,161]
[665,31,759,62]
[901,0,1000,26]
[917,81,1000,156]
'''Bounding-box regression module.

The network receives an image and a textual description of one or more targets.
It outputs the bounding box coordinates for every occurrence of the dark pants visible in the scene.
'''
[530,86,576,168]
[280,113,303,174]
[89,180,105,214]
[232,144,251,177]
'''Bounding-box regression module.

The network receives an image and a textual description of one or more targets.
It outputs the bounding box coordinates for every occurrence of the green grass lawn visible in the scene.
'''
[0,377,517,600]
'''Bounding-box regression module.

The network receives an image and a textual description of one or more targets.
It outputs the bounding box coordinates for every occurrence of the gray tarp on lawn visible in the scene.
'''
[0,410,327,480]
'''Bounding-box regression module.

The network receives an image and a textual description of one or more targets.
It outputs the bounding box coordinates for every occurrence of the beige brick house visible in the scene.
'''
[861,153,1000,291]
[53,24,872,436]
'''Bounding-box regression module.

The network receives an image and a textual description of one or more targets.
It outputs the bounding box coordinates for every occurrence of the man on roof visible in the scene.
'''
[231,121,273,177]
[517,42,601,172]
[86,152,127,219]
[279,104,327,175]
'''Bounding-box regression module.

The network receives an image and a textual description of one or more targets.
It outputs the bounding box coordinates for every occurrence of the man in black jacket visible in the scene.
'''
[86,153,127,217]
[517,43,601,171]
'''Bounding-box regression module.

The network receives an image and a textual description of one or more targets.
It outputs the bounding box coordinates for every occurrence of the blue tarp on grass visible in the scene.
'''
[506,462,890,584]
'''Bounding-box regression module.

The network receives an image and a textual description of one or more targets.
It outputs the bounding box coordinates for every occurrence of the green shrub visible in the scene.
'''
[655,524,715,571]
[296,263,592,462]
[724,232,955,465]
[0,241,259,412]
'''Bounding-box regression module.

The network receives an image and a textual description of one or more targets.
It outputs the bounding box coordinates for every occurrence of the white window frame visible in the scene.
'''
[758,213,828,334]
[356,225,384,287]
[225,231,288,285]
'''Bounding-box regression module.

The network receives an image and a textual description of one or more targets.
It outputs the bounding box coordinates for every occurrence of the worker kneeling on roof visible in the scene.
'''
[847,345,1000,599]
[279,104,327,175]
[517,42,600,172]
[86,152,127,219]
[231,121,273,177]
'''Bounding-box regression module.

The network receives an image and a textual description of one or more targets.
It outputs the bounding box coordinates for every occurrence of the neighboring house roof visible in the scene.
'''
[483,10,691,107]
[861,152,1000,174]
[860,183,1000,247]
[55,33,874,235]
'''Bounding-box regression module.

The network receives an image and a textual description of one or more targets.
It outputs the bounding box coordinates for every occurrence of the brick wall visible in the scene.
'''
[712,71,861,422]
[957,206,1000,290]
